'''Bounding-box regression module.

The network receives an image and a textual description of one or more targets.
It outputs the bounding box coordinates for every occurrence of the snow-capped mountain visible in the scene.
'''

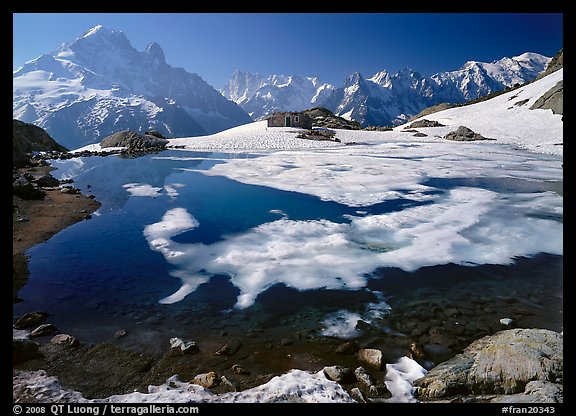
[13,25,253,149]
[221,70,335,120]
[322,52,551,127]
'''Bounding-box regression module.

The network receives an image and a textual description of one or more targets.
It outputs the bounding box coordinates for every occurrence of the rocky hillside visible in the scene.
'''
[13,120,68,168]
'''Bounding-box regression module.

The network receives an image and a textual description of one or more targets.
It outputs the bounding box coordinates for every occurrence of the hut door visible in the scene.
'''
[285,116,291,127]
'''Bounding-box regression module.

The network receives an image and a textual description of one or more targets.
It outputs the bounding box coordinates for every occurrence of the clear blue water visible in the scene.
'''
[13,150,563,356]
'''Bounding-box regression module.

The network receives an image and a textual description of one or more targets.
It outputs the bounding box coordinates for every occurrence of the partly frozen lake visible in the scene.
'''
[14,141,563,362]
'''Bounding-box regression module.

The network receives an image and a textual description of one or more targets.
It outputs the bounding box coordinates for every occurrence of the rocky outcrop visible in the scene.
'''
[530,81,563,115]
[302,107,361,130]
[100,130,168,149]
[414,329,563,402]
[408,103,456,121]
[404,119,445,129]
[444,126,495,142]
[13,119,68,168]
[537,49,563,79]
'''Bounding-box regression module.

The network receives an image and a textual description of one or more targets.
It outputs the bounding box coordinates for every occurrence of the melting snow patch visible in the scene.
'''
[14,369,355,403]
[384,356,428,403]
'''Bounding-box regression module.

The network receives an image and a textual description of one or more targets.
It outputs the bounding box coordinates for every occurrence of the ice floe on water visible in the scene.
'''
[144,182,562,309]
[123,182,163,197]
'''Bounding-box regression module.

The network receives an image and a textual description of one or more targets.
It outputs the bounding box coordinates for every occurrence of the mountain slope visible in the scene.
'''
[395,68,563,155]
[13,25,253,149]
[221,70,335,119]
[322,52,551,127]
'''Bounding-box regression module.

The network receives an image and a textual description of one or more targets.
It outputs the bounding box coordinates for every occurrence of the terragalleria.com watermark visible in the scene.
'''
[13,404,199,416]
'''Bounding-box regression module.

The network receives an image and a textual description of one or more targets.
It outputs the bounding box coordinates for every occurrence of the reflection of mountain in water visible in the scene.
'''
[50,150,215,210]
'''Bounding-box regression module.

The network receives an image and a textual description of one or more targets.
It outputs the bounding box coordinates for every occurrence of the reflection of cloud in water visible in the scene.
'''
[144,186,563,309]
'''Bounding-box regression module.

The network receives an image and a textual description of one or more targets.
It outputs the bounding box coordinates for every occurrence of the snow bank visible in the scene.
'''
[169,120,345,151]
[399,69,563,156]
[384,356,428,403]
[13,369,355,403]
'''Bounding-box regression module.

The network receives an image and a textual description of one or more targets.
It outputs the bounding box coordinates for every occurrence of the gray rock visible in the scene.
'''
[444,126,495,142]
[350,387,367,403]
[405,119,445,129]
[35,174,60,188]
[100,130,168,149]
[354,366,376,388]
[169,337,198,354]
[357,348,383,370]
[13,176,46,200]
[414,329,563,400]
[30,324,57,337]
[323,365,354,383]
[530,80,563,115]
[491,380,563,403]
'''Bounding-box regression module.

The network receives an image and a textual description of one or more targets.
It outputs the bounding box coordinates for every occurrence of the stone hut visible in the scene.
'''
[267,112,313,129]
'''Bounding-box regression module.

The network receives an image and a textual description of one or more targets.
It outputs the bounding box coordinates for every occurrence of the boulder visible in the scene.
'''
[35,174,60,188]
[357,348,383,370]
[444,126,495,141]
[100,130,168,149]
[50,334,80,348]
[354,366,376,388]
[13,176,45,200]
[414,329,563,400]
[30,324,57,337]
[14,311,48,330]
[169,337,198,354]
[405,119,445,129]
[530,80,563,115]
[191,371,219,388]
[323,365,354,383]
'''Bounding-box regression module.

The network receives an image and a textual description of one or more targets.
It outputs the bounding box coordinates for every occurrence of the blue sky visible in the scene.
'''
[13,13,563,89]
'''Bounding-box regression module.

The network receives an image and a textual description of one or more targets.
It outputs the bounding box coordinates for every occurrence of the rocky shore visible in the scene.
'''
[13,252,563,403]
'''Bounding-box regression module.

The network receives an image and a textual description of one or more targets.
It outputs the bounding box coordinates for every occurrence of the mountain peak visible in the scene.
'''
[145,42,166,64]
[81,24,106,38]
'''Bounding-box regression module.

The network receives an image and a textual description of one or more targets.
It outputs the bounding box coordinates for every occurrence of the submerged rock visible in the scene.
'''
[30,324,57,337]
[169,337,198,354]
[14,311,49,330]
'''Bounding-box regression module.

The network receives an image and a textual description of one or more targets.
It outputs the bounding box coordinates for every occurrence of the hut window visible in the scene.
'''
[294,116,299,123]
